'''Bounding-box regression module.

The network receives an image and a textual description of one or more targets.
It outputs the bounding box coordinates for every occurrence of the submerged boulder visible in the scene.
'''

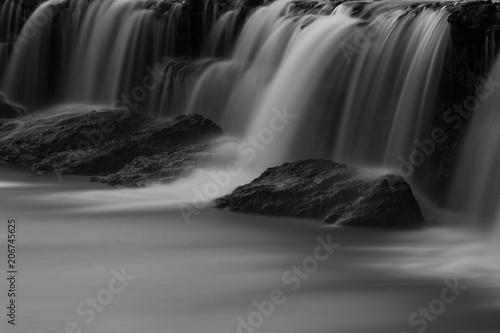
[215,159,425,228]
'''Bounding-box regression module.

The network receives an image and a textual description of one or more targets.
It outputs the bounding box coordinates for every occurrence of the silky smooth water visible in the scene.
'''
[448,55,500,225]
[0,0,23,43]
[0,1,499,331]
[0,165,499,333]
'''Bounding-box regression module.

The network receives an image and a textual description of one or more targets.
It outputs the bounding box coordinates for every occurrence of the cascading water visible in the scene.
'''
[188,0,301,133]
[435,40,500,285]
[448,54,500,228]
[0,0,23,43]
[3,3,500,330]
[1,0,63,108]
[0,0,456,177]
[1,0,500,298]
[64,0,182,105]
[189,1,450,172]
[204,9,243,57]
[0,0,460,204]
[0,0,228,111]
[0,0,25,74]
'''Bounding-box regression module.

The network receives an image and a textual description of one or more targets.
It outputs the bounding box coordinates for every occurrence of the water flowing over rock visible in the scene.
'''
[215,159,425,228]
[188,0,451,170]
[417,1,500,204]
[447,54,500,227]
[0,0,41,72]
[0,0,247,111]
[0,0,30,43]
[1,0,500,228]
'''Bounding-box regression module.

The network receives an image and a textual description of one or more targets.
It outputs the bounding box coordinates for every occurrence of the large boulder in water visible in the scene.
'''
[215,159,425,228]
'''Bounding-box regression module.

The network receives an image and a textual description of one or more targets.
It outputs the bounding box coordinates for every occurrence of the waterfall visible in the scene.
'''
[0,0,240,112]
[1,0,65,108]
[204,9,243,57]
[64,0,183,106]
[0,0,456,178]
[0,0,25,75]
[448,56,500,228]
[0,0,23,43]
[188,0,299,132]
[1,0,185,109]
[189,1,450,171]
[442,51,500,277]
[2,0,500,300]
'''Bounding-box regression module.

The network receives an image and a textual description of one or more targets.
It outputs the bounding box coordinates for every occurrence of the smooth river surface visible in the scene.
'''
[0,164,499,333]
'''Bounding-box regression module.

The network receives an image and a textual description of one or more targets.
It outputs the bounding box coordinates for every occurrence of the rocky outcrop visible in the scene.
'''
[0,109,146,167]
[0,109,222,186]
[445,1,500,99]
[90,143,213,187]
[215,159,425,228]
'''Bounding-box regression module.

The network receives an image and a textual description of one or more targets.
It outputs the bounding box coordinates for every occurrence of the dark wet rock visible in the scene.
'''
[90,144,213,187]
[215,159,425,228]
[33,137,147,175]
[0,96,23,119]
[33,113,220,177]
[0,110,145,166]
[0,110,222,182]
[446,1,500,95]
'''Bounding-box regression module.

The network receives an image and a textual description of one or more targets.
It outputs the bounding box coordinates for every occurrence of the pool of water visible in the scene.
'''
[0,165,499,333]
